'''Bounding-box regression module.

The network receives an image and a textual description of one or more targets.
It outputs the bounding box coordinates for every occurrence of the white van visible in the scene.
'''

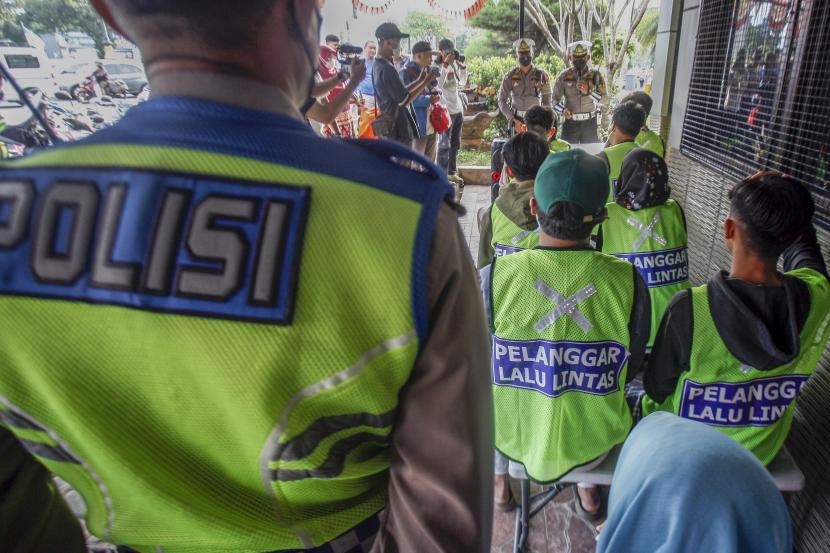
[0,46,58,97]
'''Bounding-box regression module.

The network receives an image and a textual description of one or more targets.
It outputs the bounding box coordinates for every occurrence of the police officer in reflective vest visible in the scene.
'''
[600,149,690,348]
[643,173,830,465]
[598,101,648,203]
[477,132,550,269]
[621,91,665,157]
[552,41,608,144]
[0,2,494,552]
[481,150,650,517]
[524,105,571,154]
[498,38,553,137]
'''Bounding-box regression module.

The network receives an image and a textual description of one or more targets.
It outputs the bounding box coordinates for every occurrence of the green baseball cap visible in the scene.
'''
[534,149,610,219]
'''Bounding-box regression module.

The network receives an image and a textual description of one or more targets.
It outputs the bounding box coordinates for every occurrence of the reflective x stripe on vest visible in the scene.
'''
[490,249,634,482]
[603,141,640,203]
[491,202,539,258]
[0,142,437,552]
[641,268,830,465]
[602,200,690,347]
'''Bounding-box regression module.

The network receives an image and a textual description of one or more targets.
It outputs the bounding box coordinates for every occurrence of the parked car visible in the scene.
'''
[56,60,147,96]
[0,46,58,97]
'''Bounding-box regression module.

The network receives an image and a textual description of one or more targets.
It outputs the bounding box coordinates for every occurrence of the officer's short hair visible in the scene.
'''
[502,132,550,182]
[729,173,815,260]
[108,0,277,48]
[524,106,555,136]
[612,101,647,138]
[620,91,653,115]
[538,202,596,241]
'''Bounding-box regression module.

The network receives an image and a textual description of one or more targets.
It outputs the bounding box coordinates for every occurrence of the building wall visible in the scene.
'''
[661,0,830,550]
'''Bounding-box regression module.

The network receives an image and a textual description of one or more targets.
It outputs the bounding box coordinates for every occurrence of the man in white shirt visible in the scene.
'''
[437,38,468,191]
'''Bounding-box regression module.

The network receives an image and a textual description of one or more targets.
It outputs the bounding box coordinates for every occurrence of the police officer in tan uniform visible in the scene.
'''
[552,41,609,143]
[498,38,553,136]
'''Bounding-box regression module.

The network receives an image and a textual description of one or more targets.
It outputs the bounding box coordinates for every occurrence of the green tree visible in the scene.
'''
[401,11,450,46]
[20,0,113,54]
[635,8,659,59]
[468,0,557,54]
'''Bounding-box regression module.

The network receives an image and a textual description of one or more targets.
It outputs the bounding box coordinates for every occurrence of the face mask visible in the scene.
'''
[288,1,323,115]
[519,55,532,67]
[573,59,587,72]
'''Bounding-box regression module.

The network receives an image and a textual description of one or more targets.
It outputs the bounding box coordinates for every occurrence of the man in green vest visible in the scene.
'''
[480,150,651,518]
[643,173,830,465]
[620,91,665,158]
[524,105,571,153]
[477,132,550,268]
[598,101,647,203]
[600,149,690,348]
[0,2,494,552]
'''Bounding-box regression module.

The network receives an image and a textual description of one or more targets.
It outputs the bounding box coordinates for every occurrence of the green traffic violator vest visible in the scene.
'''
[0,143,435,552]
[642,268,830,465]
[491,202,539,258]
[549,138,571,153]
[636,128,665,158]
[491,249,635,482]
[603,141,640,204]
[602,200,690,347]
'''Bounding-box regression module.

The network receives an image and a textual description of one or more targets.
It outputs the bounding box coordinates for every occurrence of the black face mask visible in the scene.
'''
[573,59,587,72]
[519,55,532,67]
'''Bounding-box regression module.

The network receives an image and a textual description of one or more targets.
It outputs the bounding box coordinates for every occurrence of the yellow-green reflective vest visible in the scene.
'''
[602,200,690,347]
[549,138,571,153]
[603,141,640,204]
[642,268,830,465]
[491,202,539,258]
[0,142,438,552]
[636,128,665,158]
[491,249,634,482]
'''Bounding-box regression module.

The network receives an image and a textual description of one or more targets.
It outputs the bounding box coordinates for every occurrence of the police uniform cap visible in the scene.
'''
[513,38,535,53]
[568,41,591,57]
[535,150,610,219]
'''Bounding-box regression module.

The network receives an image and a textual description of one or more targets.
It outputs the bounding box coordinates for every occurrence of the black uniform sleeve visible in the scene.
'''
[644,289,694,403]
[627,269,651,382]
[782,226,828,280]
[0,427,87,553]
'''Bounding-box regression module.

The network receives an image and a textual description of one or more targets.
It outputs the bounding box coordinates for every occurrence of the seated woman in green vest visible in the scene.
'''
[643,173,830,465]
[480,150,651,518]
[599,148,691,349]
[524,105,571,153]
[620,91,665,157]
[598,101,647,203]
[477,132,551,269]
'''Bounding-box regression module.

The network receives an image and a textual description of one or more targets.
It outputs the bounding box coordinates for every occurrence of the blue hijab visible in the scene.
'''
[598,412,792,553]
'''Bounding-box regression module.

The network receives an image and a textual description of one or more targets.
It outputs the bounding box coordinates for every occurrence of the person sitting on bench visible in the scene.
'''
[643,173,830,465]
[480,150,650,517]
[598,412,792,553]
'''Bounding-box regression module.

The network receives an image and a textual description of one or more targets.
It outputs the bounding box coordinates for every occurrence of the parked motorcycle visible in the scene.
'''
[71,77,129,102]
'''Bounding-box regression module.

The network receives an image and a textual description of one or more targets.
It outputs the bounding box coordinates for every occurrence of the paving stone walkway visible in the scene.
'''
[458,185,599,553]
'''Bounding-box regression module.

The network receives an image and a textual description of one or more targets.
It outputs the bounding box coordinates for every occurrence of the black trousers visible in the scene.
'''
[438,113,464,174]
[561,118,599,144]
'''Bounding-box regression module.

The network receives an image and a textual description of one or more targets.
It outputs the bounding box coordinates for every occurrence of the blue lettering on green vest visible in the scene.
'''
[613,247,689,288]
[492,337,628,398]
[679,375,809,427]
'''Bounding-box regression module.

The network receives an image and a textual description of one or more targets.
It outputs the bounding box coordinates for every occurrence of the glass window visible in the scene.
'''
[5,55,41,69]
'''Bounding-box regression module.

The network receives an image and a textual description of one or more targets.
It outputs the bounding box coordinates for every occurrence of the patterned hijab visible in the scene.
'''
[615,148,670,210]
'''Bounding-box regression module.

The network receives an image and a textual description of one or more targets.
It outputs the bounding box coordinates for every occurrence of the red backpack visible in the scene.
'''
[430,102,452,134]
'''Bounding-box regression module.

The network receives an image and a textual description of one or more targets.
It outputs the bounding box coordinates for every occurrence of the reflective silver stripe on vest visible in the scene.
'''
[260,331,417,493]
[0,394,115,539]
[534,280,597,333]
[627,213,667,251]
[511,228,539,245]
[273,410,396,463]
[19,438,81,464]
[271,432,390,482]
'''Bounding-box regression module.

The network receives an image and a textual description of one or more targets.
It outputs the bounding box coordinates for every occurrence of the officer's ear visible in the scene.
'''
[530,197,538,216]
[505,165,515,179]
[724,217,738,252]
